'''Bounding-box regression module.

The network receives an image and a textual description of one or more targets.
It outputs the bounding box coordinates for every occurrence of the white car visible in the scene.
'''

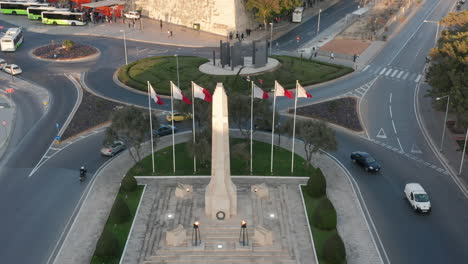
[404,183,431,213]
[124,11,140,19]
[2,64,22,75]
[0,59,6,68]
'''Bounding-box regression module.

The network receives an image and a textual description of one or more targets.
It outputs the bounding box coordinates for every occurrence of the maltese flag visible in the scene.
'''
[148,82,164,105]
[253,83,269,99]
[296,82,313,98]
[192,82,212,102]
[171,81,192,104]
[274,81,293,99]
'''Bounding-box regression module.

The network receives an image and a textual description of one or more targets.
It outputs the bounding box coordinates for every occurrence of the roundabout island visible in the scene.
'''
[31,40,100,61]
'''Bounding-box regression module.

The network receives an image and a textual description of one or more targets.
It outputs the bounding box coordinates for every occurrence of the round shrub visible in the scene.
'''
[323,233,346,264]
[95,229,120,258]
[121,175,137,192]
[306,168,326,198]
[110,196,131,224]
[312,197,337,230]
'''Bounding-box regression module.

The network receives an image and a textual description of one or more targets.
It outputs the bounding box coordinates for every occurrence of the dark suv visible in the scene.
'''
[350,151,381,172]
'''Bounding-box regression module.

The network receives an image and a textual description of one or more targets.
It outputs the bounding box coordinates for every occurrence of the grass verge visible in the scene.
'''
[91,185,144,264]
[117,55,353,94]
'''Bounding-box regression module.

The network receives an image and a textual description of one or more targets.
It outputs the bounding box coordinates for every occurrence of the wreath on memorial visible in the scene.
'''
[216,211,226,220]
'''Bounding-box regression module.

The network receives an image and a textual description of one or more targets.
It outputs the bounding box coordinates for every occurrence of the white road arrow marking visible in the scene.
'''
[376,128,387,139]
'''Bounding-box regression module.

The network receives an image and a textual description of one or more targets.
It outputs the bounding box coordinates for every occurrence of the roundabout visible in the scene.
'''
[31,41,100,62]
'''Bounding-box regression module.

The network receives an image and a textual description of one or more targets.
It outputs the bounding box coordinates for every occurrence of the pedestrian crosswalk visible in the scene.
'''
[361,65,423,83]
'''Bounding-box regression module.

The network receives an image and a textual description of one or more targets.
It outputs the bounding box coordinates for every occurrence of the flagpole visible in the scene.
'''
[170,81,176,173]
[250,81,254,175]
[291,80,299,173]
[148,81,155,174]
[191,82,197,173]
[270,81,277,174]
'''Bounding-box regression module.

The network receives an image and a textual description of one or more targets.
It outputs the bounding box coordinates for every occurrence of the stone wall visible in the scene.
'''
[135,0,255,36]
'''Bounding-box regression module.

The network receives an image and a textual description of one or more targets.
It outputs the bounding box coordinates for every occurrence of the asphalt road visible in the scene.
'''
[1,0,467,263]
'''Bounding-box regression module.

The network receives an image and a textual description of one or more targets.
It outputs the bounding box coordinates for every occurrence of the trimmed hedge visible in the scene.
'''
[312,197,337,230]
[306,168,327,198]
[323,233,346,264]
[94,229,120,258]
[110,196,131,224]
[121,175,137,192]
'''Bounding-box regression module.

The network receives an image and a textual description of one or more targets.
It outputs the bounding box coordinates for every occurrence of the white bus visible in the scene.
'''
[292,7,304,23]
[0,27,24,52]
[0,1,48,15]
[27,6,68,20]
[42,11,86,26]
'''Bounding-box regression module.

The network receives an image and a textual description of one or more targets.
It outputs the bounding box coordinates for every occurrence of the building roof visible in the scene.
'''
[81,0,125,8]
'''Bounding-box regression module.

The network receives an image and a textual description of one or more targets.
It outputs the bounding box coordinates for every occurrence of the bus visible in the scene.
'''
[0,2,48,15]
[0,27,24,52]
[41,11,87,26]
[292,7,304,23]
[27,6,68,20]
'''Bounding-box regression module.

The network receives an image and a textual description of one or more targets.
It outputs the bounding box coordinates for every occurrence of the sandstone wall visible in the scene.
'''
[135,0,255,36]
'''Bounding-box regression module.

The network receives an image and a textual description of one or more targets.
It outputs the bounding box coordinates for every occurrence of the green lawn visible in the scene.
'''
[117,55,353,95]
[91,186,144,264]
[302,187,341,264]
[126,139,315,177]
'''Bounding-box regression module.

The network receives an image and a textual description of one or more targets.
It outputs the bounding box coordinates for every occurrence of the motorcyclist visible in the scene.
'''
[80,166,87,181]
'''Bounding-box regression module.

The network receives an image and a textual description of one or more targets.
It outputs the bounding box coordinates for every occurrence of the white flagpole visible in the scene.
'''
[250,81,254,175]
[170,81,176,173]
[270,81,277,173]
[291,80,299,173]
[148,81,155,174]
[192,82,197,173]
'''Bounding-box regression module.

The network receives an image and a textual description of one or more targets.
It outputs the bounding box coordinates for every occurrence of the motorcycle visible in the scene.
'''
[79,167,87,182]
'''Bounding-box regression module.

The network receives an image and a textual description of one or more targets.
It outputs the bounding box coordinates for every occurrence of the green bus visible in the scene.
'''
[27,6,68,20]
[0,2,48,15]
[42,11,87,26]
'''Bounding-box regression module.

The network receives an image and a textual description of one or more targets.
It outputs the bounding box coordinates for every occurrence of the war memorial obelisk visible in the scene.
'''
[204,83,237,219]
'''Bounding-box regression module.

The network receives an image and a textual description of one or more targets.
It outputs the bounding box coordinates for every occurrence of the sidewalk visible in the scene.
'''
[53,130,381,264]
[0,91,15,161]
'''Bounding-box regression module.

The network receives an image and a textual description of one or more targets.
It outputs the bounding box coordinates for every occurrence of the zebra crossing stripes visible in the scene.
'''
[361,65,423,82]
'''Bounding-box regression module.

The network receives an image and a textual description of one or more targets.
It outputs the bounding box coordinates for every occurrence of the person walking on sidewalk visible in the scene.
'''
[160,19,163,30]
[330,51,334,60]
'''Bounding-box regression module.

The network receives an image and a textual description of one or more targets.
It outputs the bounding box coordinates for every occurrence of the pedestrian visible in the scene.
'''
[275,42,279,49]
[236,32,239,40]
[160,19,163,30]
[229,31,233,40]
[128,22,131,28]
[312,46,316,52]
[168,30,171,37]
[314,51,317,57]
[353,54,357,62]
[241,33,244,40]
[170,30,173,37]
[132,20,136,28]
[330,51,334,60]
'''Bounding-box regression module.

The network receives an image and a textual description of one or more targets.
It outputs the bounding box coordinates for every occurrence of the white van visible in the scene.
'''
[292,7,304,23]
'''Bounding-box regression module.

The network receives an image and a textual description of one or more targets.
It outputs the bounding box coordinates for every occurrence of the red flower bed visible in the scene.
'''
[33,44,98,60]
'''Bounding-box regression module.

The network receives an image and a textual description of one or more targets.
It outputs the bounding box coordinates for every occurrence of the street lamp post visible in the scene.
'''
[317,9,321,35]
[174,54,180,88]
[436,95,450,152]
[120,30,128,65]
[269,22,273,56]
[423,20,440,47]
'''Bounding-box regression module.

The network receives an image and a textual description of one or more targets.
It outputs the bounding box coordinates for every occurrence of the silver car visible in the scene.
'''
[100,140,126,157]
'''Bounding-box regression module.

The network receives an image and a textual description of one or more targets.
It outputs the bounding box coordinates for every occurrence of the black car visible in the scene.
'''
[350,151,381,172]
[153,125,178,137]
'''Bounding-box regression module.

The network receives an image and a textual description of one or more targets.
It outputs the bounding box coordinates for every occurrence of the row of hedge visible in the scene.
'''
[304,168,346,264]
[91,175,142,264]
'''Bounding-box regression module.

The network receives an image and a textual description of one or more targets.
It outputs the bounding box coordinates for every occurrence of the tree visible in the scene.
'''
[186,129,211,168]
[280,0,302,12]
[246,0,281,29]
[121,175,137,192]
[104,106,159,167]
[427,11,468,128]
[231,142,250,170]
[94,229,120,258]
[110,196,131,224]
[62,40,75,52]
[295,120,337,167]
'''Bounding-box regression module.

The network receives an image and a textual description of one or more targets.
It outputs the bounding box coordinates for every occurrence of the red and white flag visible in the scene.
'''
[296,83,313,98]
[274,81,293,99]
[253,83,269,99]
[192,82,212,102]
[171,82,192,104]
[149,83,164,105]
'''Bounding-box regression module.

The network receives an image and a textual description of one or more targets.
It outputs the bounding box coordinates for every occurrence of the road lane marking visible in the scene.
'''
[397,71,404,79]
[379,68,387,75]
[411,144,423,154]
[391,70,399,78]
[385,68,393,76]
[389,93,392,103]
[409,73,417,81]
[362,65,370,72]
[402,72,409,80]
[391,120,397,134]
[389,105,393,118]
[376,128,387,139]
[415,74,422,82]
[50,147,61,150]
